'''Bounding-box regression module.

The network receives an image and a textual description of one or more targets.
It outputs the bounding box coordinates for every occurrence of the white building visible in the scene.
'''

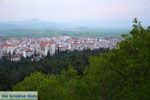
[26,49,34,57]
[49,44,56,55]
[40,42,50,56]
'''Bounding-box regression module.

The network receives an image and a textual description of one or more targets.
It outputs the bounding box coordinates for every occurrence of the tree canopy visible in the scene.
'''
[10,19,150,99]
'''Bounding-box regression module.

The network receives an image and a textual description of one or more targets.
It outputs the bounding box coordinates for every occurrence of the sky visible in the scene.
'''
[0,0,149,27]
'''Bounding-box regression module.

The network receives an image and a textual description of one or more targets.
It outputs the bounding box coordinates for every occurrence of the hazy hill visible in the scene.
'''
[0,19,75,30]
[0,19,130,38]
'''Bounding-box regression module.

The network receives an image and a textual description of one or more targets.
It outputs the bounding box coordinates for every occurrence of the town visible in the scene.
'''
[0,36,121,62]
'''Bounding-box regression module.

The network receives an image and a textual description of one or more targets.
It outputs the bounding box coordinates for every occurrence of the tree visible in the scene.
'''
[84,18,150,100]
[13,19,150,100]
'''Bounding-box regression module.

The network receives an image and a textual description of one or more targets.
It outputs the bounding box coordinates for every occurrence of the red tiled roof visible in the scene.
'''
[26,49,33,52]
[40,42,48,47]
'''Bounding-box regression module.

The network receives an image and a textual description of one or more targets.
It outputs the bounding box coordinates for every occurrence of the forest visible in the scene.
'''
[0,47,109,90]
[0,19,150,100]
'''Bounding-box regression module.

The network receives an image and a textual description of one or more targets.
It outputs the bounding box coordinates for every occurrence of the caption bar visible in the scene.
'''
[0,91,38,100]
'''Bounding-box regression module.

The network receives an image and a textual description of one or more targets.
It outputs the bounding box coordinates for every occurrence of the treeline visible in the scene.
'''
[0,48,109,90]
[12,19,150,100]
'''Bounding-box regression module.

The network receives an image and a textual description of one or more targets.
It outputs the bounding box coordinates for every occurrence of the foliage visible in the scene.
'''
[7,19,150,99]
[83,18,150,100]
[0,48,108,90]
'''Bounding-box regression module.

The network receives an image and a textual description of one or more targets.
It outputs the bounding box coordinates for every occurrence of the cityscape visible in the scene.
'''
[0,0,149,100]
[0,36,121,62]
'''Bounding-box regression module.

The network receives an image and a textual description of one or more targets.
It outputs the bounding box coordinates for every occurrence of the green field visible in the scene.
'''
[0,29,124,39]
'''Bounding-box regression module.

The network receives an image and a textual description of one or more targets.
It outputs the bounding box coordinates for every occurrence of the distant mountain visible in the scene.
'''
[0,19,130,35]
[0,19,75,30]
[66,26,94,31]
